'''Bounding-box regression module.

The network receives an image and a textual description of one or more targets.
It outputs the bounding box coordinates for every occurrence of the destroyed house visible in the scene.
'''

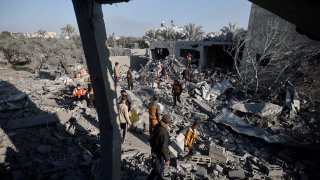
[149,40,240,73]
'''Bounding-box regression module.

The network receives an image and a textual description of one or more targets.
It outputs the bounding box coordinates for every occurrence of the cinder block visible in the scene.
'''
[190,155,212,164]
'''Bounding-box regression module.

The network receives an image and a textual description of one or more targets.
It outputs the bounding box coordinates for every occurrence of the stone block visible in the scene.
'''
[196,166,207,176]
[209,145,225,157]
[215,164,224,173]
[267,165,283,177]
[7,111,72,130]
[228,169,245,179]
[212,154,228,164]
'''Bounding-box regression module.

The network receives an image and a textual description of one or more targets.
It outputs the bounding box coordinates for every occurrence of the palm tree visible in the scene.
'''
[184,23,204,40]
[160,27,176,41]
[143,29,157,41]
[220,22,245,41]
[61,24,75,38]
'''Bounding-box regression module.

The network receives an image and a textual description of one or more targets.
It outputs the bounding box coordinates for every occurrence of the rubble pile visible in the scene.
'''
[0,55,319,179]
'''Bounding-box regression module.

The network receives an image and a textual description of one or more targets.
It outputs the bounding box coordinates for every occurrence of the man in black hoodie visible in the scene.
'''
[148,114,171,180]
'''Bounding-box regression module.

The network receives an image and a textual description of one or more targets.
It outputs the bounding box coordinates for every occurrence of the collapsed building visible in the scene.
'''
[149,40,237,73]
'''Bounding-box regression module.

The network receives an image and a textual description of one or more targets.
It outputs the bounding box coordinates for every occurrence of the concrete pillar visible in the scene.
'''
[72,0,121,179]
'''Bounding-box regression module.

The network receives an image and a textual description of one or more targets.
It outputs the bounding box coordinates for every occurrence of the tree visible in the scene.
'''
[220,22,245,41]
[61,24,75,38]
[37,29,47,37]
[225,20,320,94]
[184,23,204,40]
[160,27,176,41]
[1,31,12,38]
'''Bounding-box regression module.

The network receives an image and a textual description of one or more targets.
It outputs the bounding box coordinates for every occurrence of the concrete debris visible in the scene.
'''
[1,42,319,180]
[228,169,245,179]
[231,101,283,117]
[213,108,304,144]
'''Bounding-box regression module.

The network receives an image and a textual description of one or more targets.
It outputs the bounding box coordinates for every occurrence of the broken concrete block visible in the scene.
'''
[215,164,224,173]
[267,165,283,177]
[228,169,245,179]
[37,145,52,154]
[196,166,207,176]
[210,79,230,101]
[209,145,225,156]
[212,154,229,164]
[6,111,72,130]
[193,112,209,120]
[192,99,214,118]
[121,150,140,159]
[231,102,282,117]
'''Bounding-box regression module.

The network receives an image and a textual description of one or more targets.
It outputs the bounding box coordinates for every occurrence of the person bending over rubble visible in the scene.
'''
[113,62,120,87]
[148,93,161,137]
[184,121,201,157]
[119,96,132,144]
[126,66,134,90]
[73,83,86,102]
[172,79,182,106]
[148,114,172,180]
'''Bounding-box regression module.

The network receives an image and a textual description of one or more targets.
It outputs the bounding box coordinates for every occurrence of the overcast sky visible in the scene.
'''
[0,0,251,37]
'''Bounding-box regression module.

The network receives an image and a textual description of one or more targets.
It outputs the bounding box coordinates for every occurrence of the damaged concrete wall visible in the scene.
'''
[240,4,320,85]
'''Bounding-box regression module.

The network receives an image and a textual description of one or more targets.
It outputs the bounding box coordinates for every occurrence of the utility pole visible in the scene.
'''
[72,0,121,179]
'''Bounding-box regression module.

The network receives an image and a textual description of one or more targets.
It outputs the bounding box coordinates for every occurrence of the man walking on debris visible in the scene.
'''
[127,66,134,90]
[148,114,172,180]
[73,83,86,102]
[119,96,132,144]
[148,93,161,137]
[172,79,182,106]
[120,90,132,111]
[184,121,201,157]
[113,62,120,87]
[86,83,94,108]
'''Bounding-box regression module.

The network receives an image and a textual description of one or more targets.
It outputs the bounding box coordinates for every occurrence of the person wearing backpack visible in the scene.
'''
[172,79,182,106]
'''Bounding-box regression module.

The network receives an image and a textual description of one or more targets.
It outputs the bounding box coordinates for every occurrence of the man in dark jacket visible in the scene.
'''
[148,114,171,180]
[172,79,182,106]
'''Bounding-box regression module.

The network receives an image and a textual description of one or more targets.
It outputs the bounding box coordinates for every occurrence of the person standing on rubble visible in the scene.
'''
[73,83,86,102]
[86,83,94,108]
[172,79,182,106]
[184,121,201,157]
[148,114,172,180]
[126,66,134,90]
[120,90,132,112]
[156,62,162,79]
[181,67,191,82]
[148,93,161,137]
[113,62,120,87]
[186,53,192,67]
[119,96,132,144]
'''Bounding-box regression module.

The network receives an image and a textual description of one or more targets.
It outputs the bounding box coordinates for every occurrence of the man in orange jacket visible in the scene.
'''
[73,83,86,102]
[184,121,201,157]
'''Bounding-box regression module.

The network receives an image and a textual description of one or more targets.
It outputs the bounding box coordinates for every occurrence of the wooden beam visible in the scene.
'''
[72,0,121,179]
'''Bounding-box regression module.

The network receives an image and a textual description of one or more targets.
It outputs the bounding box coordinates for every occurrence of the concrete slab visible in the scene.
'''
[192,99,214,118]
[6,111,72,130]
[228,169,245,179]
